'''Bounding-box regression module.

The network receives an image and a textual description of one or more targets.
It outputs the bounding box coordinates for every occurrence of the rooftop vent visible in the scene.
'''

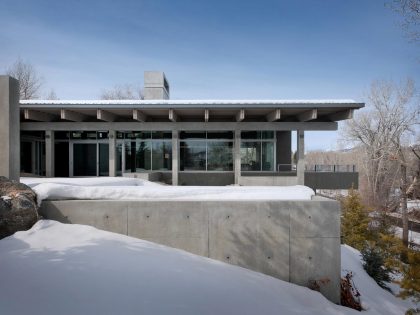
[143,71,170,100]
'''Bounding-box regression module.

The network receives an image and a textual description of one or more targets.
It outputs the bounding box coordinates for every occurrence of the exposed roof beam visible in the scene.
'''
[204,109,209,122]
[60,109,89,122]
[24,109,57,122]
[97,109,117,122]
[328,109,354,121]
[298,109,317,122]
[133,109,147,122]
[266,109,281,122]
[22,121,339,131]
[236,109,245,122]
[169,109,178,122]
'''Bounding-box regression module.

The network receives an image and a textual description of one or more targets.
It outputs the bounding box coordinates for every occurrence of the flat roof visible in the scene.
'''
[19,99,364,123]
[20,99,364,109]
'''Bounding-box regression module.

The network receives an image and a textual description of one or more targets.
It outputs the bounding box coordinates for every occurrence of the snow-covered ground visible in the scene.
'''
[341,245,417,314]
[21,177,315,205]
[0,220,416,315]
[394,226,420,245]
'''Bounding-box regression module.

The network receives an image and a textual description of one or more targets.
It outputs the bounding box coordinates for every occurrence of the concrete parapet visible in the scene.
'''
[40,198,340,303]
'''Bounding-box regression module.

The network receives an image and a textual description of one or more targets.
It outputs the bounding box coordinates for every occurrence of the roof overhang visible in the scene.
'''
[19,99,364,123]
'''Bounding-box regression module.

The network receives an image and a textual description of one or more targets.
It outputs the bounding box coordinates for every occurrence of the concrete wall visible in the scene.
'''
[0,76,20,181]
[179,172,234,186]
[143,71,169,100]
[123,172,163,182]
[239,175,298,186]
[305,172,359,190]
[40,198,341,303]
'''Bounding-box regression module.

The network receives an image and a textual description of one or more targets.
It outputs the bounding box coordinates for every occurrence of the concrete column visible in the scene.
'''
[234,130,241,185]
[172,130,179,185]
[109,130,116,177]
[45,130,55,177]
[297,130,305,185]
[0,76,20,181]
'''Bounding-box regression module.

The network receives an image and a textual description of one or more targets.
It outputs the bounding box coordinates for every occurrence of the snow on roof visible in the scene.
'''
[20,99,362,106]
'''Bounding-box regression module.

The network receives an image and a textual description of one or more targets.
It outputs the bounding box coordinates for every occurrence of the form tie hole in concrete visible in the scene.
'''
[226,215,230,219]
[308,256,312,260]
[186,215,190,219]
[268,215,271,218]
[226,256,230,260]
[308,215,311,219]
[105,215,109,219]
[267,256,271,260]
[146,215,150,219]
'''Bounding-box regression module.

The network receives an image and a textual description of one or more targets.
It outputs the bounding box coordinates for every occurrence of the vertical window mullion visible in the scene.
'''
[205,132,208,172]
[150,140,153,171]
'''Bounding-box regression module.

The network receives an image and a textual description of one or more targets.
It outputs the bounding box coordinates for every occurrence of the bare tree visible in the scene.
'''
[343,79,419,246]
[407,139,420,199]
[45,89,59,100]
[100,84,143,100]
[387,0,420,42]
[6,58,43,99]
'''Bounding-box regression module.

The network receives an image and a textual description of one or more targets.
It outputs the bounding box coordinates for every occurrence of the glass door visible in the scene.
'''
[71,142,109,177]
[99,143,109,176]
[73,143,97,176]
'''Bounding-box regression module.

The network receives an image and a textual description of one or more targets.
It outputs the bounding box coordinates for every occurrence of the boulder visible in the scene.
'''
[0,176,39,239]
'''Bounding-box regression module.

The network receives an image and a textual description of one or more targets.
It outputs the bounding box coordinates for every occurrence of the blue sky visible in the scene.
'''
[0,0,418,150]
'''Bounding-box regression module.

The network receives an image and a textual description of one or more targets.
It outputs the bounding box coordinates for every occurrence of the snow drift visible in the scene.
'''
[0,220,342,315]
[21,177,315,205]
[0,220,415,315]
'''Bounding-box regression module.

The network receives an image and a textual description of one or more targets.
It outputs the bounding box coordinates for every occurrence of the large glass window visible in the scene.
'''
[241,141,261,171]
[180,131,233,171]
[117,131,172,172]
[207,141,233,171]
[116,143,122,176]
[20,131,46,176]
[152,141,172,170]
[180,141,206,171]
[241,131,275,171]
[136,141,152,171]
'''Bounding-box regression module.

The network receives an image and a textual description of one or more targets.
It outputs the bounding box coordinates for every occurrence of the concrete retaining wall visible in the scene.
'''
[40,197,340,303]
[239,175,298,186]
[179,172,234,186]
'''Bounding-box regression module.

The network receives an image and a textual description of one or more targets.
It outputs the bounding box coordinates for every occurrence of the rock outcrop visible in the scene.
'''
[0,177,38,239]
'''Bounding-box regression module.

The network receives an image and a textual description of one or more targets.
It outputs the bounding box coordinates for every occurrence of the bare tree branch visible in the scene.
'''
[100,84,143,100]
[387,0,420,42]
[342,78,419,246]
[6,58,43,100]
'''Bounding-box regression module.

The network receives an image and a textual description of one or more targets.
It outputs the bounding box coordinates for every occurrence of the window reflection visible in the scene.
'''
[180,131,234,171]
[241,131,275,171]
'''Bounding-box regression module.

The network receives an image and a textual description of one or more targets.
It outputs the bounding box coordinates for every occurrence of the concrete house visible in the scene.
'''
[0,72,364,303]
[1,72,363,188]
